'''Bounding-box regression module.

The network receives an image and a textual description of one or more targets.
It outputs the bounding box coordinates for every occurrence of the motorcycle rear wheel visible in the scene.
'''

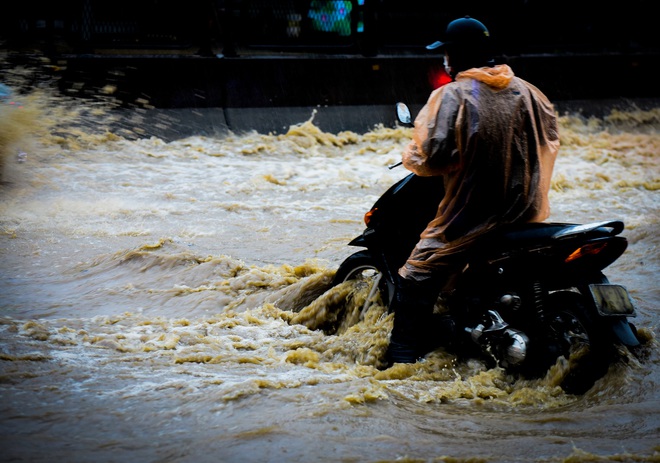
[544,290,616,394]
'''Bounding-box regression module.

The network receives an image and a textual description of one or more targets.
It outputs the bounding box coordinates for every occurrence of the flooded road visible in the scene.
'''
[1,80,659,462]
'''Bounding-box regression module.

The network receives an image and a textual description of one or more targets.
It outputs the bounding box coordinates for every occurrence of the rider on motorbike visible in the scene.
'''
[386,16,561,366]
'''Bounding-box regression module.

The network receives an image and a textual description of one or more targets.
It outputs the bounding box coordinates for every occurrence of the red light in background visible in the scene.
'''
[429,67,452,89]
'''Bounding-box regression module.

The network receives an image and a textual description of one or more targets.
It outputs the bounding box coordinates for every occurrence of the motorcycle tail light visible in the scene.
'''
[364,207,378,226]
[565,241,610,263]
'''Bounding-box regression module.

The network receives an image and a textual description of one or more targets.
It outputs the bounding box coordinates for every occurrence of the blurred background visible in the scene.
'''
[3,0,657,58]
[1,0,659,131]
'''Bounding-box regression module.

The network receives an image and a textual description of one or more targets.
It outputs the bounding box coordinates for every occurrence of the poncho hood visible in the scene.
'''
[455,64,514,90]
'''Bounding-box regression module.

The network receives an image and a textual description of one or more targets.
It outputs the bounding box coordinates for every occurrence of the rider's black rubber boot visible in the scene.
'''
[385,278,439,366]
[386,339,423,365]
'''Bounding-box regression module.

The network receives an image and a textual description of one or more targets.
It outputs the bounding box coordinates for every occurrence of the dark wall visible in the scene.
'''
[2,1,658,111]
[30,52,655,110]
[2,0,658,56]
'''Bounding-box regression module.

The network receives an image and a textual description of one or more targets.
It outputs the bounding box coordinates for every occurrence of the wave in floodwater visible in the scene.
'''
[0,73,659,463]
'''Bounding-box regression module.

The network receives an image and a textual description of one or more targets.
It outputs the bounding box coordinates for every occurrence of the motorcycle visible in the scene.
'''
[332,103,641,394]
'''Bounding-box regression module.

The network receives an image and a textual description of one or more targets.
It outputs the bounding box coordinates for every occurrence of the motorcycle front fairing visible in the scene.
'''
[349,173,445,272]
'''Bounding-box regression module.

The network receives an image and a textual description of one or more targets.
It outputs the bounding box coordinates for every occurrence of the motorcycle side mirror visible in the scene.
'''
[389,102,413,169]
[396,102,412,126]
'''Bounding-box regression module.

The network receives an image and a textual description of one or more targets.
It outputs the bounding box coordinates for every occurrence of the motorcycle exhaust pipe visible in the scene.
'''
[502,329,529,367]
[465,311,529,367]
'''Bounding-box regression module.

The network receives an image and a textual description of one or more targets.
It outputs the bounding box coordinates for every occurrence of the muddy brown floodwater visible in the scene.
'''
[1,81,659,462]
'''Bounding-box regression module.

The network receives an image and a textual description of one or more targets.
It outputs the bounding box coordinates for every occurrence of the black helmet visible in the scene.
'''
[427,16,493,73]
[426,16,490,51]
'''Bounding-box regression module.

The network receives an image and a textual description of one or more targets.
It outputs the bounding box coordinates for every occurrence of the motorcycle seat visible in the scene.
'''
[496,220,625,245]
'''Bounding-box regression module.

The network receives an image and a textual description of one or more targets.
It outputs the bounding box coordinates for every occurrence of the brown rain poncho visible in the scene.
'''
[399,64,560,281]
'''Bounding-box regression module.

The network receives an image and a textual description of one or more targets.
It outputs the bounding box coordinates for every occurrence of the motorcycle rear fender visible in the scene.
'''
[557,284,641,347]
[588,284,636,317]
[588,283,640,347]
[611,318,641,347]
[588,284,639,347]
